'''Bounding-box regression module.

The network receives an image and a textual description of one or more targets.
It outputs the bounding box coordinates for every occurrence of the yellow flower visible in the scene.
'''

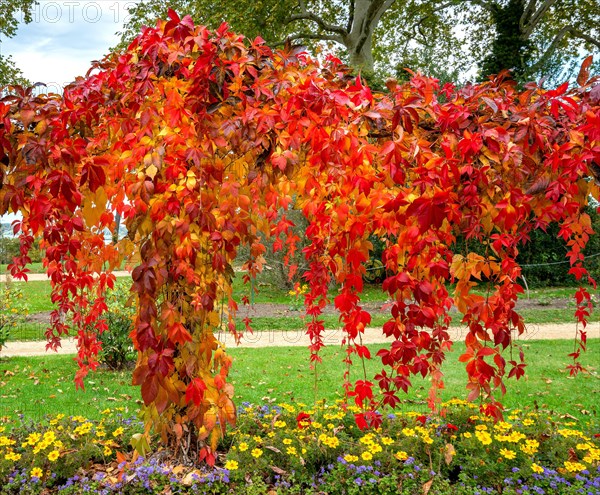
[274,420,287,428]
[47,450,60,462]
[500,448,516,460]
[583,448,600,463]
[224,460,239,471]
[0,436,15,447]
[286,447,297,456]
[318,434,340,449]
[361,451,373,461]
[344,454,358,463]
[251,448,263,458]
[475,425,488,431]
[522,419,535,426]
[381,436,394,446]
[462,432,472,438]
[369,443,383,454]
[402,428,416,437]
[564,461,586,473]
[104,446,112,456]
[557,429,582,438]
[531,463,544,474]
[475,431,492,445]
[27,433,41,446]
[283,438,292,445]
[101,408,112,415]
[239,442,249,452]
[31,467,43,479]
[267,432,275,438]
[42,431,56,443]
[4,451,21,461]
[53,440,64,450]
[520,439,539,455]
[112,427,124,437]
[421,435,434,445]
[395,451,408,461]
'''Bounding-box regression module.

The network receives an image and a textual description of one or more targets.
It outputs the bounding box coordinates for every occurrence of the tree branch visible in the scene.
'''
[286,0,348,37]
[465,0,496,14]
[529,25,600,73]
[272,33,345,48]
[521,0,537,31]
[347,0,355,33]
[411,0,459,36]
[521,0,557,39]
[356,0,396,53]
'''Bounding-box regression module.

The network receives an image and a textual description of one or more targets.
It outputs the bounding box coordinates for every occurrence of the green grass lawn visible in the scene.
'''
[1,339,598,423]
[2,274,599,342]
[0,262,45,274]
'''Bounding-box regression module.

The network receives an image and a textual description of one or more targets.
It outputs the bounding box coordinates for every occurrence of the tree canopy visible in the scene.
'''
[0,0,36,87]
[0,0,36,38]
[1,11,599,464]
[120,0,599,82]
[0,54,29,88]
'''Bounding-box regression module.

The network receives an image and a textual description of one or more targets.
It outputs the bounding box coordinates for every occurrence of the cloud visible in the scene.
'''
[1,1,138,89]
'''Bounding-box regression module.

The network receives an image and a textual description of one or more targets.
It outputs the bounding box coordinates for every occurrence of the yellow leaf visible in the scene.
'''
[146,164,158,179]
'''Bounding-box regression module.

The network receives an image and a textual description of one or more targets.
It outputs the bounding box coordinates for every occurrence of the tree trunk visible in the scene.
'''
[347,34,375,73]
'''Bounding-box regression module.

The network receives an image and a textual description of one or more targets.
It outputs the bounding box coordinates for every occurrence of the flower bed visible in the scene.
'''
[0,400,599,494]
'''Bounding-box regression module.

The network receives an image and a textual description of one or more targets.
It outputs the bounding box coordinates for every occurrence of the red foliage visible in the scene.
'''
[1,11,599,459]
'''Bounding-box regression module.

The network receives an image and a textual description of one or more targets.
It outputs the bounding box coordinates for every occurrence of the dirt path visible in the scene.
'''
[1,322,598,357]
[0,271,132,282]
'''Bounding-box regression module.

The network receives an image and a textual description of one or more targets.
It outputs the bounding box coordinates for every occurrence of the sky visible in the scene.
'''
[0,1,141,224]
[1,0,140,93]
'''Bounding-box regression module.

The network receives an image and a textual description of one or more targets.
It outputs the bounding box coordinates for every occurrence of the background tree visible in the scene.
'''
[471,0,600,82]
[119,0,467,78]
[0,0,36,87]
[0,0,37,38]
[120,0,599,82]
[0,54,29,87]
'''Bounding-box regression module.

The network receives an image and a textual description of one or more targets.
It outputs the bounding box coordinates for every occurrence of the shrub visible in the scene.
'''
[0,283,29,351]
[97,283,135,370]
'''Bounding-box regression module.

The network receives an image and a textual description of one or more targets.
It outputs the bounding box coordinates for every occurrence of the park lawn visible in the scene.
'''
[0,339,598,423]
[0,262,45,274]
[3,276,599,343]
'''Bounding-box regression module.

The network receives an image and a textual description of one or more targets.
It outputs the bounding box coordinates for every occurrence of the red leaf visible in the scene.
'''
[577,55,593,86]
[185,378,207,406]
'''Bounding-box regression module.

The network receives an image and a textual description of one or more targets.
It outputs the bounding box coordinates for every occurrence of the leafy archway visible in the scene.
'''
[1,11,599,464]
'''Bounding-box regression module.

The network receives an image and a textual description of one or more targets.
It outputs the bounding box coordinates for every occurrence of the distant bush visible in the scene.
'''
[0,282,29,351]
[98,282,135,370]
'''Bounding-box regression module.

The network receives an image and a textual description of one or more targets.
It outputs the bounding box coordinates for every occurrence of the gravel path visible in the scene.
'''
[1,322,598,357]
[0,271,131,282]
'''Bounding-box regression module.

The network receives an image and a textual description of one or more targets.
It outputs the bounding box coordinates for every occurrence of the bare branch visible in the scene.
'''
[348,0,355,33]
[521,0,537,31]
[272,32,345,48]
[286,1,347,37]
[522,0,557,39]
[570,28,600,49]
[529,25,600,73]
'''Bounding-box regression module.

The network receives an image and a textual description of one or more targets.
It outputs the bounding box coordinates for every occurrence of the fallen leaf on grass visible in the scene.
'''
[422,479,434,494]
